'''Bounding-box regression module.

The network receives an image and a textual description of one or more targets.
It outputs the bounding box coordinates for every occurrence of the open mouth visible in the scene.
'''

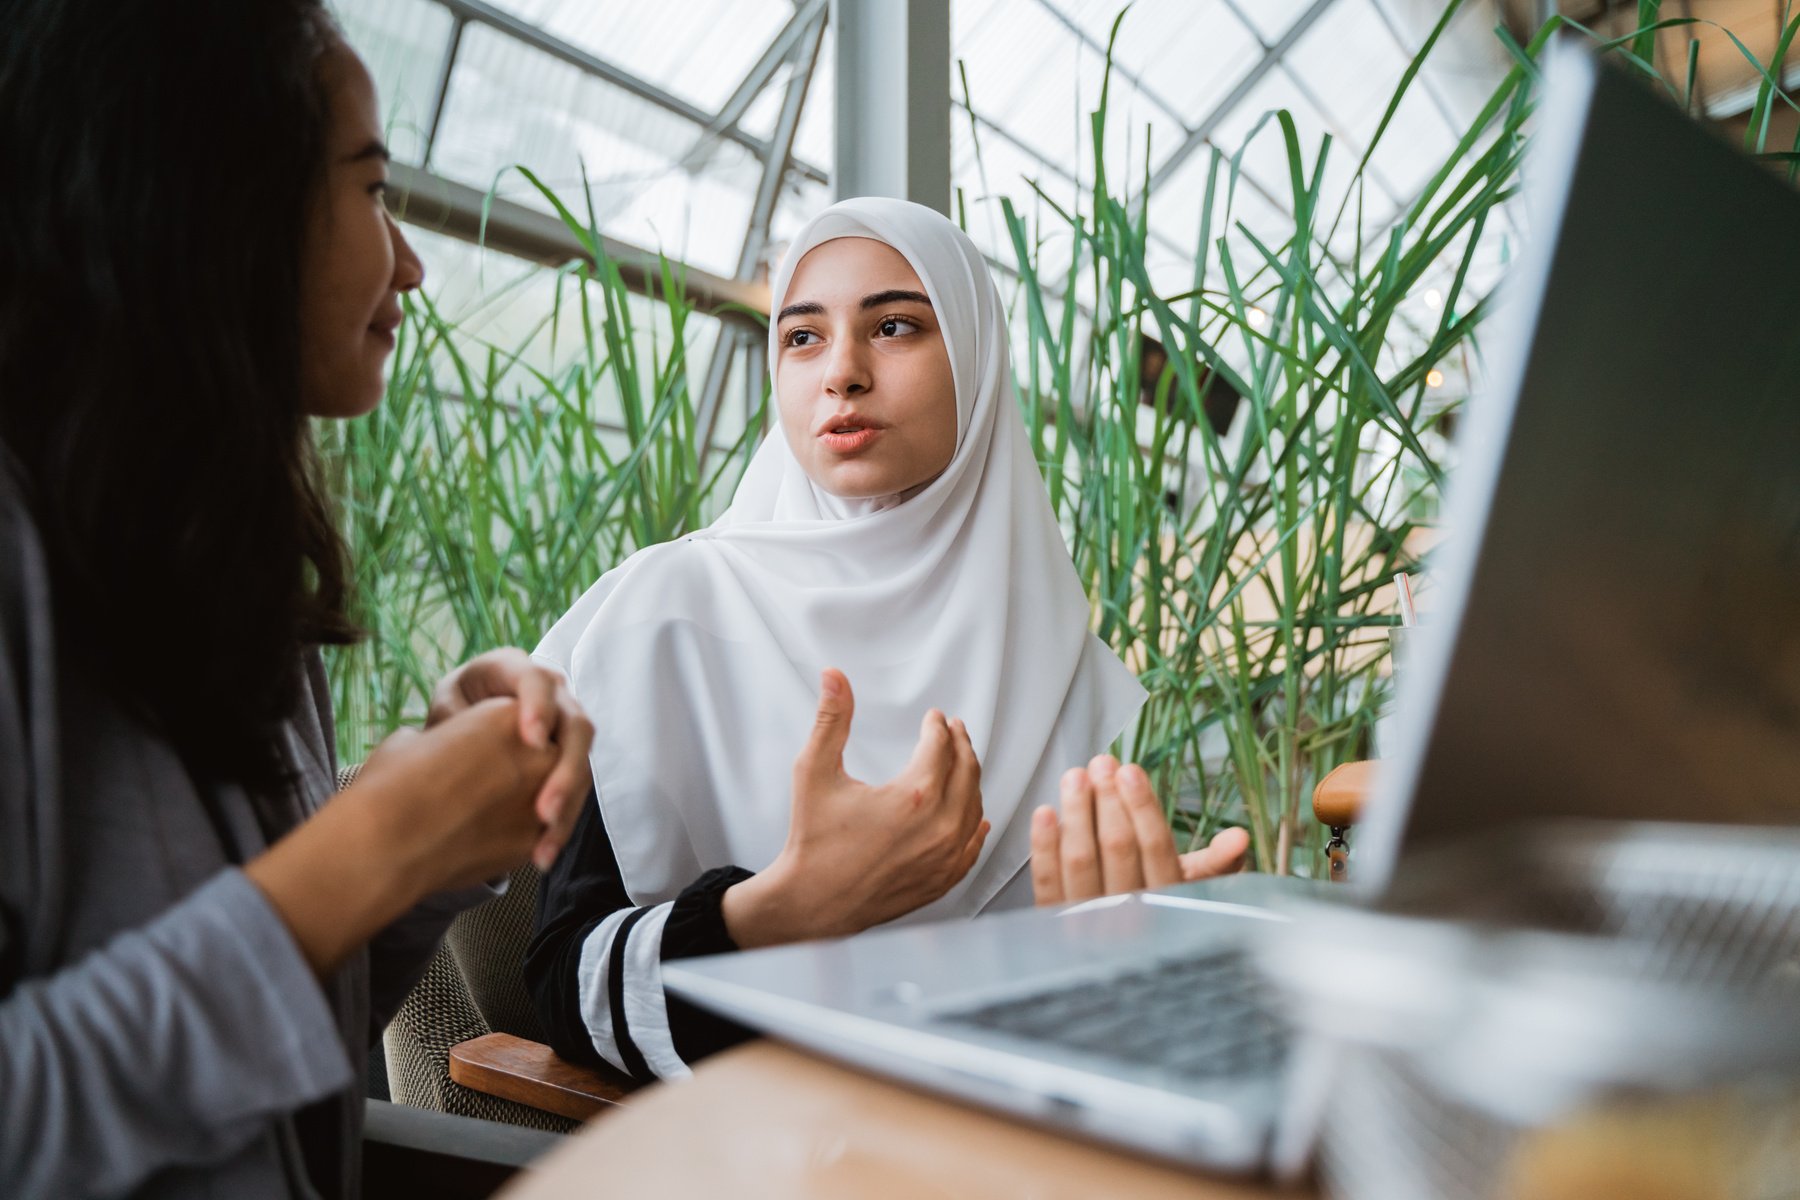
[818,418,883,453]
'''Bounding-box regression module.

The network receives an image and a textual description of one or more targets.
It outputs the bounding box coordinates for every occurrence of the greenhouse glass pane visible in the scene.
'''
[473,0,793,114]
[336,0,455,165]
[955,0,1184,194]
[1146,139,1297,261]
[1285,0,1407,152]
[1228,0,1319,45]
[1056,0,1261,121]
[403,226,732,443]
[1207,67,1357,220]
[429,24,760,276]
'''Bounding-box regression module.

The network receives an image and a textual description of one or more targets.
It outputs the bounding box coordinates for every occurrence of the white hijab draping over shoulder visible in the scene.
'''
[536,197,1145,920]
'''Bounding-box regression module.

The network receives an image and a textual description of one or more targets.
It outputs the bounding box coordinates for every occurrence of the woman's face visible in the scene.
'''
[298,44,424,419]
[775,237,957,499]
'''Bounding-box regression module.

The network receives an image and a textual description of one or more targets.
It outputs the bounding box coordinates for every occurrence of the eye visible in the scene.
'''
[783,328,819,347]
[877,316,920,337]
[369,178,393,203]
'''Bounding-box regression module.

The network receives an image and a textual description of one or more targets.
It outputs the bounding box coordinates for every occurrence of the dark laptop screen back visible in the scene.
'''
[1362,49,1800,876]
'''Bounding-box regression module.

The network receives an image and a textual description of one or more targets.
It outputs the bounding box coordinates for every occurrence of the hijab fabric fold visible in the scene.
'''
[537,197,1145,920]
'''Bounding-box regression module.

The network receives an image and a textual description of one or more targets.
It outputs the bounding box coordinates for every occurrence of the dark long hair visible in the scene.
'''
[0,0,360,791]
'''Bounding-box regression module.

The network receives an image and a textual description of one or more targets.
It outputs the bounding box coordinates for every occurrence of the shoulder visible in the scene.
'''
[580,538,714,634]
[614,537,707,588]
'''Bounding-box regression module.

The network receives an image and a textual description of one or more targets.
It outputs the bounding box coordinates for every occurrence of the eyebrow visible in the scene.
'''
[776,288,933,323]
[344,139,391,164]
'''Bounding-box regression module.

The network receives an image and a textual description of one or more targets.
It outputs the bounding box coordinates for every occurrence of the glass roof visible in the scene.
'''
[336,0,1515,343]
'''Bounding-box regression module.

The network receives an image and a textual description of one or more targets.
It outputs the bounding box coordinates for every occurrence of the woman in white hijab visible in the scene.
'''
[525,198,1246,1085]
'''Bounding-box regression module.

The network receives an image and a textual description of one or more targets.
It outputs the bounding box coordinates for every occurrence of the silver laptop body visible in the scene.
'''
[666,47,1800,1173]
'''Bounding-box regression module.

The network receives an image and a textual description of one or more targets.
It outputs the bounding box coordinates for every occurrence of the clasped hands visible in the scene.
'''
[349,648,594,894]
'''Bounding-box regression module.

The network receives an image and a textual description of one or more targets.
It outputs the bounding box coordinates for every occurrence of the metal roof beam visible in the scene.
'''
[428,0,828,185]
[385,161,771,324]
[681,0,828,173]
[832,0,952,213]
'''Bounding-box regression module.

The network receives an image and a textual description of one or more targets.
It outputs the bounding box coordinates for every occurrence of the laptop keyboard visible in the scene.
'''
[934,948,1288,1081]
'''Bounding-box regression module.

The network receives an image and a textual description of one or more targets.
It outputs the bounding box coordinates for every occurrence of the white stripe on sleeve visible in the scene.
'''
[574,907,634,1075]
[619,901,690,1081]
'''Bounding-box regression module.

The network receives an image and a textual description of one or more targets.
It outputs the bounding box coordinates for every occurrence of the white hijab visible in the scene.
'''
[537,197,1145,920]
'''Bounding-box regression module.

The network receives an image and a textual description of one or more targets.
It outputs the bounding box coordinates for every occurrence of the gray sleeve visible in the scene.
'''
[0,869,354,1200]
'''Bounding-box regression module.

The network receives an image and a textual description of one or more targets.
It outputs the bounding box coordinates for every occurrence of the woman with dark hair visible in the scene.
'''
[0,3,593,1196]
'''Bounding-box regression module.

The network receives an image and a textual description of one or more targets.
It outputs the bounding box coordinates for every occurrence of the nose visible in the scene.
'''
[822,335,871,398]
[387,211,425,294]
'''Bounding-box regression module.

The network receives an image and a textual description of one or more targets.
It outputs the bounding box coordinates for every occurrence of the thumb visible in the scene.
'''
[794,669,854,788]
[1179,826,1251,881]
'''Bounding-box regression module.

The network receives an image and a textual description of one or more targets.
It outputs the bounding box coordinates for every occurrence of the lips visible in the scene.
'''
[368,306,403,346]
[816,412,884,454]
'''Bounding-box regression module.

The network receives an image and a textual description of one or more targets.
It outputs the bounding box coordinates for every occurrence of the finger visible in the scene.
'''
[432,649,554,744]
[953,818,990,881]
[509,665,558,750]
[533,684,594,819]
[531,773,586,871]
[902,708,955,793]
[1058,768,1102,900]
[531,724,594,870]
[1090,756,1144,894]
[469,649,555,748]
[1178,827,1253,882]
[793,669,855,791]
[1118,763,1182,889]
[1030,806,1065,906]
[946,718,983,839]
[427,666,465,727]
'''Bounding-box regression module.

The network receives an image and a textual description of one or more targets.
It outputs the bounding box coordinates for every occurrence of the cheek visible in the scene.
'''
[775,364,816,449]
[923,357,959,469]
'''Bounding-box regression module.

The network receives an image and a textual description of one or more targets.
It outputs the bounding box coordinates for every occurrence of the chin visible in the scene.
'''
[302,377,387,419]
[819,472,902,500]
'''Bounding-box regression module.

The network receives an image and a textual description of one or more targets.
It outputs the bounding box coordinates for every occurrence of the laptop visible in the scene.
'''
[664,46,1800,1175]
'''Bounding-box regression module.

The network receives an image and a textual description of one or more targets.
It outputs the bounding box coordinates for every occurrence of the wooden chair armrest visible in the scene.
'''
[1312,760,1378,829]
[449,1033,634,1123]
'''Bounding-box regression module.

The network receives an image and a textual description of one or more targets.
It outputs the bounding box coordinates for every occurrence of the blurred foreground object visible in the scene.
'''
[1260,822,1800,1200]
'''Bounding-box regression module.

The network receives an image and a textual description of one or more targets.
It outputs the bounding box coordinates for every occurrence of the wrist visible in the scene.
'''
[244,786,425,977]
[332,778,438,909]
[722,858,815,949]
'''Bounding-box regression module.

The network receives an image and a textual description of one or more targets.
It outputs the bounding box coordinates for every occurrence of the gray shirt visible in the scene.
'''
[0,455,480,1199]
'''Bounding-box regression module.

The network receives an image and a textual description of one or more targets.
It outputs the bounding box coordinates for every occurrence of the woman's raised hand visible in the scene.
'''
[723,670,988,948]
[1029,755,1249,906]
[428,648,595,870]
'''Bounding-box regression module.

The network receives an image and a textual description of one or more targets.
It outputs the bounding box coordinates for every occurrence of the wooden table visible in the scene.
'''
[500,1041,1311,1199]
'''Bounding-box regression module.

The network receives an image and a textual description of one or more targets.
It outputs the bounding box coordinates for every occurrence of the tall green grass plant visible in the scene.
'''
[323,1,1791,874]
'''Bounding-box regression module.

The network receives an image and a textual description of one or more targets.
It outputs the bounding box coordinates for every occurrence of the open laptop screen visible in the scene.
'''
[1362,48,1800,886]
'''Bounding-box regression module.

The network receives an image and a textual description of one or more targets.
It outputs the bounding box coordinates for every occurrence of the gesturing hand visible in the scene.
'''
[429,648,594,870]
[1030,755,1249,906]
[723,670,989,948]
